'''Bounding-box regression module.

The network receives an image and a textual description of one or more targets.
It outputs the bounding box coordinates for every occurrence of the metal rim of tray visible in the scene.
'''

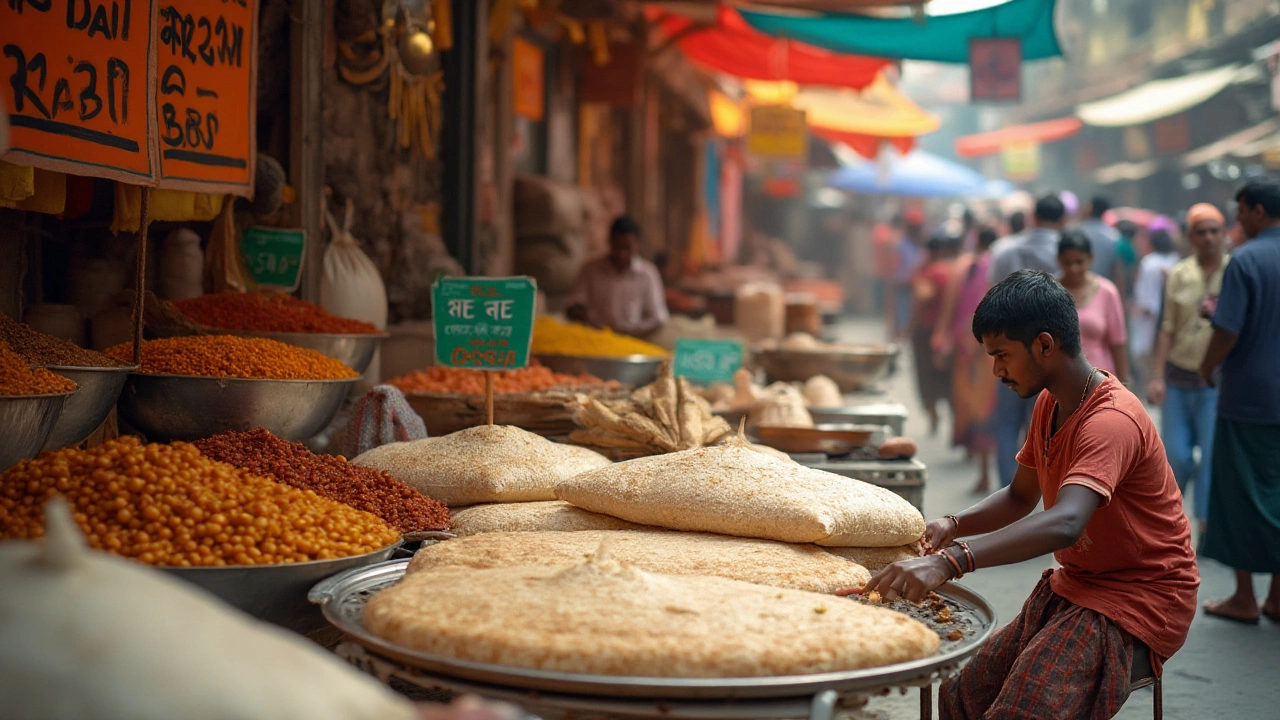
[310,559,997,701]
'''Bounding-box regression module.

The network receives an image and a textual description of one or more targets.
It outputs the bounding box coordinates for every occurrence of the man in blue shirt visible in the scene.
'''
[1199,177,1280,624]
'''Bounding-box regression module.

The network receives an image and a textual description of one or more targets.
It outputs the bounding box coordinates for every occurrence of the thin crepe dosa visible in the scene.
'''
[408,530,871,593]
[367,550,939,678]
[449,501,650,535]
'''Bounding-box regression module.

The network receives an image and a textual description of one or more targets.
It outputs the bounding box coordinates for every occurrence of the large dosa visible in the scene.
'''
[449,501,650,535]
[367,550,939,678]
[555,439,924,547]
[407,530,870,593]
[353,425,610,506]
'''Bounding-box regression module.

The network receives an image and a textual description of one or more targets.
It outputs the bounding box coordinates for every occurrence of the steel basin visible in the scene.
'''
[228,330,385,376]
[0,391,76,470]
[754,345,899,393]
[117,373,358,442]
[533,354,663,386]
[42,365,136,450]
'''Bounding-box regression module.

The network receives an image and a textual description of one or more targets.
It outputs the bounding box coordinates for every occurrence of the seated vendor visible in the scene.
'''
[566,216,669,338]
[865,270,1199,720]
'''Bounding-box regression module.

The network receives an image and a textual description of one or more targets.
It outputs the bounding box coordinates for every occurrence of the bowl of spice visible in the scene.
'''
[0,437,404,633]
[107,335,360,442]
[0,342,79,471]
[0,315,136,451]
[169,292,387,374]
[531,316,667,386]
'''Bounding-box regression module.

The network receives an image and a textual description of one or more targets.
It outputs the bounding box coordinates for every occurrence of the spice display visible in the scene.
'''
[0,437,399,566]
[532,316,667,358]
[195,428,449,533]
[569,364,731,457]
[0,342,78,396]
[389,363,612,395]
[106,336,358,380]
[0,314,128,368]
[173,291,381,334]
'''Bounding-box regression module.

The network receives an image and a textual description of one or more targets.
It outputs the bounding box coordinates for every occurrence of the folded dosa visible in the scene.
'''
[449,501,649,535]
[407,530,870,593]
[367,549,939,678]
[555,439,924,547]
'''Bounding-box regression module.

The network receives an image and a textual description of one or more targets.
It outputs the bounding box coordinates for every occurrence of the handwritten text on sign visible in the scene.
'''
[0,0,156,182]
[432,277,537,370]
[155,0,256,193]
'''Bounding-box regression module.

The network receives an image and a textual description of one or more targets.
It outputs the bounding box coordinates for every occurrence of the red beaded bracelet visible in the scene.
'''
[940,547,965,579]
[955,540,977,573]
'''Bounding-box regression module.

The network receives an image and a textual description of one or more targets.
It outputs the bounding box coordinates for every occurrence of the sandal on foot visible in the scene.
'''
[1203,601,1260,625]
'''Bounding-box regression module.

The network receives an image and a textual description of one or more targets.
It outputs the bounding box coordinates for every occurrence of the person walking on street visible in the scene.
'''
[988,194,1067,487]
[1130,229,1181,385]
[1080,195,1125,296]
[1147,204,1228,532]
[1199,178,1280,625]
[909,228,961,436]
[866,270,1198,719]
[1057,230,1131,383]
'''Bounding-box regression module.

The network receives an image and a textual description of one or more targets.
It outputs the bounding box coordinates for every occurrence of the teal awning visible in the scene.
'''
[740,0,1063,64]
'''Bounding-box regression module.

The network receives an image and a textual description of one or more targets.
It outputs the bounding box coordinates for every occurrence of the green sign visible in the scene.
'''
[674,339,744,384]
[432,276,538,369]
[241,227,306,291]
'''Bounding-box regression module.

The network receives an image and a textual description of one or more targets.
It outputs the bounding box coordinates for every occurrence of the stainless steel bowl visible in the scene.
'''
[164,540,404,634]
[42,365,137,451]
[534,354,664,386]
[228,330,386,376]
[117,373,359,442]
[0,390,76,470]
[754,345,899,393]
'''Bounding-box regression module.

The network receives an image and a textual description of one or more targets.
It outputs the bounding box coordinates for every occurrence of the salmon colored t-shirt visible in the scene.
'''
[1016,374,1199,674]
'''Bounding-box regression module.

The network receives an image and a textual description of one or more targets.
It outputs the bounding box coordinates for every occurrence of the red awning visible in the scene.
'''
[650,6,890,90]
[812,126,916,160]
[954,117,1083,158]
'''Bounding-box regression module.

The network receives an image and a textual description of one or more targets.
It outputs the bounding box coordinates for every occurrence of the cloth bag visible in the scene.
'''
[339,385,428,459]
[321,198,388,384]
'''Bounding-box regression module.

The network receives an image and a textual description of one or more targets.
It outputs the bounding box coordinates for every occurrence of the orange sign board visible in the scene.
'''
[154,0,256,194]
[0,0,158,183]
[512,36,544,122]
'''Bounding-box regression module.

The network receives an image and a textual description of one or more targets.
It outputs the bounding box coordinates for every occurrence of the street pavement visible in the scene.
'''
[831,318,1280,720]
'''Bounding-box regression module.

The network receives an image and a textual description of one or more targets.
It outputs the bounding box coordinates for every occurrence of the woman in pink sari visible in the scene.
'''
[933,227,1001,492]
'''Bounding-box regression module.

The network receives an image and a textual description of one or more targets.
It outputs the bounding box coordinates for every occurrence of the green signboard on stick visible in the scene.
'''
[432,276,537,369]
[241,227,305,291]
[673,339,744,384]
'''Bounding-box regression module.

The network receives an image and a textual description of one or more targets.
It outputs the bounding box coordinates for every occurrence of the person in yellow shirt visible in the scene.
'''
[1146,203,1229,531]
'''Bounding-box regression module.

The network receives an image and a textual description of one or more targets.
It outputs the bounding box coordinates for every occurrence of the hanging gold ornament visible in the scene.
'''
[386,12,443,161]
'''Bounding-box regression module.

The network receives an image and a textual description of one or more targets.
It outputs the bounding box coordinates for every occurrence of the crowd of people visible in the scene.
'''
[876,180,1280,625]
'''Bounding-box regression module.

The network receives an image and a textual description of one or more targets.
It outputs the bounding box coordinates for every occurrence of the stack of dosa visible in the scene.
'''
[407,530,871,593]
[555,439,925,547]
[352,425,611,506]
[449,501,650,535]
[366,548,939,678]
[825,544,923,572]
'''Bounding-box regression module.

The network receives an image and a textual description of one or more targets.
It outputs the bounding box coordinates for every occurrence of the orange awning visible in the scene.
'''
[954,117,1083,158]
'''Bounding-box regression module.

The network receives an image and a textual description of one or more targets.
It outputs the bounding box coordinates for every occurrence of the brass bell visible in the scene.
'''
[399,26,436,76]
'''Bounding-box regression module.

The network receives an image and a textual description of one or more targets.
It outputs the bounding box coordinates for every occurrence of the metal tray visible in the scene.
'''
[310,559,996,701]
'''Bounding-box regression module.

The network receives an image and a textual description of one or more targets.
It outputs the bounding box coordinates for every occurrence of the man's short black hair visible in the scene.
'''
[1235,178,1280,219]
[1058,228,1093,256]
[610,215,642,238]
[1149,229,1175,254]
[1009,211,1027,234]
[1116,219,1138,238]
[1034,194,1066,223]
[972,270,1082,357]
[1089,195,1111,219]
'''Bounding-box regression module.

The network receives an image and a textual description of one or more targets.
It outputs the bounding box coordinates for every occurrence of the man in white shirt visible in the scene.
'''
[566,216,669,338]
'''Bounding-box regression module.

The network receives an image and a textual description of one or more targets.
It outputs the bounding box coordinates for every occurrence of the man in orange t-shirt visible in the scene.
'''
[865,270,1199,720]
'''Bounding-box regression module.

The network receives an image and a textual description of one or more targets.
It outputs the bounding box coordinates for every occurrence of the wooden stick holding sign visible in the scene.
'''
[430,276,538,429]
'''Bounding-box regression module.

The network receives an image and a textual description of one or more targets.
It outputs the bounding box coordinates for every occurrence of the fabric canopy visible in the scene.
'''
[1181,117,1280,168]
[651,7,889,89]
[791,75,941,139]
[740,0,1063,64]
[954,117,1082,157]
[813,127,915,160]
[1076,64,1246,127]
[828,149,997,197]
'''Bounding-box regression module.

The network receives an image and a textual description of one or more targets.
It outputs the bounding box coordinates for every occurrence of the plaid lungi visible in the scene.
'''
[940,569,1135,720]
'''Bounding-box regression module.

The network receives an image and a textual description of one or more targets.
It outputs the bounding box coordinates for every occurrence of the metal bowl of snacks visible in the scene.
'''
[117,374,359,442]
[754,345,899,393]
[755,424,879,455]
[0,390,77,470]
[229,331,387,376]
[533,354,664,387]
[42,365,138,451]
[164,540,407,634]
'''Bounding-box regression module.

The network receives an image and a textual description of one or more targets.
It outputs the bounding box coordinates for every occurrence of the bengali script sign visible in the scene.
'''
[432,277,537,370]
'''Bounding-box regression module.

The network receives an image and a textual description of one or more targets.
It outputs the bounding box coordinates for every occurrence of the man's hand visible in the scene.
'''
[922,516,959,553]
[1199,361,1216,388]
[1147,377,1166,405]
[864,554,956,603]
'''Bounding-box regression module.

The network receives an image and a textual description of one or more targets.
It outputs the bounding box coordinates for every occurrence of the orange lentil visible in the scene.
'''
[105,336,358,380]
[0,342,78,396]
[389,363,614,395]
[0,437,399,566]
[173,292,381,334]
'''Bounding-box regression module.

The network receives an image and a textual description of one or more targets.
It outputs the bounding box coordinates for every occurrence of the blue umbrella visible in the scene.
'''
[827,150,995,197]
